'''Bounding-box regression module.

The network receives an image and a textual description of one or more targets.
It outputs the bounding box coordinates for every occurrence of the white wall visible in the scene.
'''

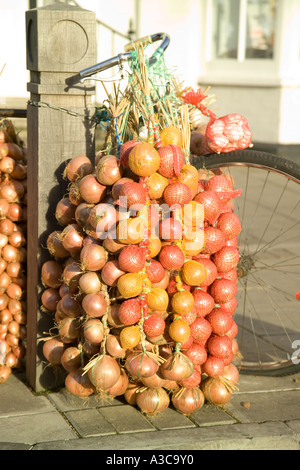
[0,0,29,105]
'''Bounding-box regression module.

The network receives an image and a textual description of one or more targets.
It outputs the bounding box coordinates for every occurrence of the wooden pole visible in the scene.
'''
[25,3,96,391]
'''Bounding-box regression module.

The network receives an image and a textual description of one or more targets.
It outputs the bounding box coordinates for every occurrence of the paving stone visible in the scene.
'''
[191,403,237,426]
[98,405,156,434]
[0,372,54,418]
[0,411,77,445]
[147,406,196,430]
[237,372,300,394]
[0,442,32,450]
[47,388,123,412]
[64,408,116,437]
[226,389,300,423]
[32,420,300,450]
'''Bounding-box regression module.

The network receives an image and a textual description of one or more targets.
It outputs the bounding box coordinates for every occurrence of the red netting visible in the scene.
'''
[200,114,252,155]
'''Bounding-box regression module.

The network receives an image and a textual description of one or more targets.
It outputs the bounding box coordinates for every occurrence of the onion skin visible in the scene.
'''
[107,369,129,397]
[172,387,205,415]
[64,155,94,182]
[160,352,194,382]
[88,354,121,391]
[201,377,232,404]
[0,364,12,383]
[60,346,82,373]
[65,368,95,398]
[82,292,108,318]
[136,387,170,415]
[125,352,159,379]
[42,338,65,365]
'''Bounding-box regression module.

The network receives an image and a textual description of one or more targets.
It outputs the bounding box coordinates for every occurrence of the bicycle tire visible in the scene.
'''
[192,149,300,376]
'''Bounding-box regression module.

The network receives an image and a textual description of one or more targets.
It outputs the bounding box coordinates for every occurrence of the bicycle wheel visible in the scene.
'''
[193,149,300,376]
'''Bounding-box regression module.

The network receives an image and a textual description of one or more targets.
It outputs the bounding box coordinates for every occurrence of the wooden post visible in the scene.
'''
[25,3,96,391]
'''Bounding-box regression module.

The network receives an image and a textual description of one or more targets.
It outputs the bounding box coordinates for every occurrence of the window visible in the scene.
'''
[210,0,277,61]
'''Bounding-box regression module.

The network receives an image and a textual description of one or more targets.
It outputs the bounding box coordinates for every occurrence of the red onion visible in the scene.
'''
[202,355,225,378]
[206,310,234,336]
[159,244,185,270]
[118,245,145,273]
[143,315,166,338]
[146,260,165,283]
[207,334,233,359]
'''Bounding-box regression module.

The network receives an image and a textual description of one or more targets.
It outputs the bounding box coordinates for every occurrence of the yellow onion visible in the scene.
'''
[172,387,205,415]
[125,351,159,378]
[128,142,160,177]
[147,288,169,312]
[171,290,194,315]
[181,260,207,286]
[136,387,170,415]
[60,346,81,373]
[168,317,191,343]
[182,229,205,257]
[160,351,194,381]
[96,155,123,186]
[87,354,121,391]
[148,237,162,258]
[181,201,204,228]
[83,318,104,345]
[65,368,95,398]
[147,172,169,199]
[119,325,141,349]
[117,272,143,299]
[175,164,199,189]
[105,334,127,359]
[201,377,232,404]
[107,369,129,397]
[160,126,183,147]
[116,218,145,245]
[124,382,142,405]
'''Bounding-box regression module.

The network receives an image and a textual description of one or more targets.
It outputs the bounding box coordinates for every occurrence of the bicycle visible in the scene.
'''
[78,33,300,377]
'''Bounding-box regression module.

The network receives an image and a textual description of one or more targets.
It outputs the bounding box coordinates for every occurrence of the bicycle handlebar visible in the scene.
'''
[79,32,170,79]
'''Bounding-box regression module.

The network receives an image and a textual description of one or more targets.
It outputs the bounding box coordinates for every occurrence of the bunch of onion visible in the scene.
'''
[40,137,242,414]
[0,125,27,381]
